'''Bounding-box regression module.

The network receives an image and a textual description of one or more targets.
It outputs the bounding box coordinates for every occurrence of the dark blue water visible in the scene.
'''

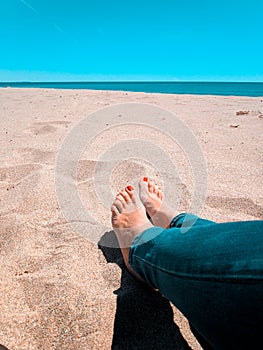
[0,81,263,97]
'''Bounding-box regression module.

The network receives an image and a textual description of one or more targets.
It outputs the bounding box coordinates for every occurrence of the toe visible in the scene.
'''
[116,193,126,204]
[148,180,154,193]
[153,184,159,195]
[139,179,147,188]
[158,191,162,199]
[111,205,120,227]
[119,189,130,202]
[125,186,135,202]
[113,198,124,212]
[111,204,119,216]
[139,179,149,193]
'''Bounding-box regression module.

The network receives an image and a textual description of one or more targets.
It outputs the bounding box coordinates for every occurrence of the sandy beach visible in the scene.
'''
[0,88,262,350]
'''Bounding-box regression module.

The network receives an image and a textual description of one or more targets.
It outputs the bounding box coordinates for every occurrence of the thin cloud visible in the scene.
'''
[19,0,39,14]
[19,1,63,35]
[54,23,64,33]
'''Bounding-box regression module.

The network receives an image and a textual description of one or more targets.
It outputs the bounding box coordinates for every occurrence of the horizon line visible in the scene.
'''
[1,80,263,84]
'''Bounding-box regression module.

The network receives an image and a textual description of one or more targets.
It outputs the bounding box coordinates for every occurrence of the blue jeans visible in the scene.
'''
[129,213,263,349]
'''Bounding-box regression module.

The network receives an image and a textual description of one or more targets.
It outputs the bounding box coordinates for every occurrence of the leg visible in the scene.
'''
[129,220,263,349]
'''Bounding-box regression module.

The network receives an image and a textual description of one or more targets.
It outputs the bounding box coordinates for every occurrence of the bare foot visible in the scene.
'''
[111,185,152,280]
[139,178,177,228]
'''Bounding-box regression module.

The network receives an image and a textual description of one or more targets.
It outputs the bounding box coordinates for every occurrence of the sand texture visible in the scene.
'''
[0,88,262,350]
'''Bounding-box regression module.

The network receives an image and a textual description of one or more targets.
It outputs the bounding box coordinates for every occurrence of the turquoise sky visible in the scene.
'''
[1,0,263,81]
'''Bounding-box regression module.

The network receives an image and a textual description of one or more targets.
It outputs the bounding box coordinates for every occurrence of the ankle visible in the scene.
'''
[122,250,145,282]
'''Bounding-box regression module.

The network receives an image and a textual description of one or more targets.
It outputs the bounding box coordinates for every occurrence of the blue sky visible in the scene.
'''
[0,0,263,81]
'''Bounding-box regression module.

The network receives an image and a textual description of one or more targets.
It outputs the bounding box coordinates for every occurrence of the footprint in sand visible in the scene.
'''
[15,148,56,165]
[206,196,263,219]
[0,164,41,214]
[24,120,71,135]
[0,164,41,183]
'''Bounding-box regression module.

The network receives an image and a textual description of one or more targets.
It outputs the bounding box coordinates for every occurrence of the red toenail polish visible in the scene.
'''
[143,177,148,182]
[126,185,134,191]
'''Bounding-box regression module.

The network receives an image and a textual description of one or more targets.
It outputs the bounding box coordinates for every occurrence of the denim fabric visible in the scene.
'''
[129,213,263,349]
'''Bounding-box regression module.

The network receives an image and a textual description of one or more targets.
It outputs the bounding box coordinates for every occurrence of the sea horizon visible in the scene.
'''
[1,81,263,97]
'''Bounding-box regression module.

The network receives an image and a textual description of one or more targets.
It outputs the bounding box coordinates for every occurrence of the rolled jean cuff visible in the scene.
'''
[169,212,187,228]
[169,213,216,228]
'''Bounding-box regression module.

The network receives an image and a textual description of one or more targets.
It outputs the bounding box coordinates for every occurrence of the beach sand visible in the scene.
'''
[0,88,262,350]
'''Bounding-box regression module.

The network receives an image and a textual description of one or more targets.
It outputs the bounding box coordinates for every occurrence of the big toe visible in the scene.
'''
[139,179,148,192]
[139,179,149,201]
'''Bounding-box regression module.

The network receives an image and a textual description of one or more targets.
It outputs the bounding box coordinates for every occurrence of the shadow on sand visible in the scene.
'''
[98,231,193,350]
[0,345,10,350]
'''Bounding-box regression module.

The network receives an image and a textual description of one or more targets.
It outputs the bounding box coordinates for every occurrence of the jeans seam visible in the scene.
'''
[132,255,262,283]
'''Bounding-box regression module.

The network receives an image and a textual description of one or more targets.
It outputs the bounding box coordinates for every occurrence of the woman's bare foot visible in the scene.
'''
[139,178,177,228]
[111,185,153,280]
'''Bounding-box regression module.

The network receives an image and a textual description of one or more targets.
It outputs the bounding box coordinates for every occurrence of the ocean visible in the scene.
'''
[0,81,263,97]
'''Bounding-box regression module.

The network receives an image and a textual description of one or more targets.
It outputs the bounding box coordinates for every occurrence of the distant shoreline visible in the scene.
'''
[1,81,263,83]
[1,81,263,97]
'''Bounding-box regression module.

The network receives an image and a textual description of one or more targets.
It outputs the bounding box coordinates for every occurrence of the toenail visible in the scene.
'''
[126,185,134,191]
[143,177,148,182]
